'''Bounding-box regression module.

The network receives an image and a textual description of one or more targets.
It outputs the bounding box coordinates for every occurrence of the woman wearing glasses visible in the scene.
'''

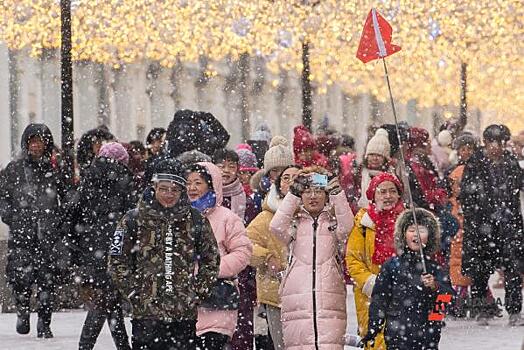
[246,164,301,349]
[270,166,354,350]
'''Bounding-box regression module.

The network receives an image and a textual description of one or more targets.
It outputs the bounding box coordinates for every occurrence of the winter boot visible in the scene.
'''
[476,312,490,326]
[37,312,53,338]
[16,310,30,335]
[508,314,524,327]
[485,301,503,318]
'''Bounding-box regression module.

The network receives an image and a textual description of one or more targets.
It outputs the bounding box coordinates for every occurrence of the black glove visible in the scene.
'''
[357,330,377,348]
[290,175,310,197]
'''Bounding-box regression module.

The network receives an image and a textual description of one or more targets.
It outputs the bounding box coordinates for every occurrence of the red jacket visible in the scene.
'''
[406,153,448,209]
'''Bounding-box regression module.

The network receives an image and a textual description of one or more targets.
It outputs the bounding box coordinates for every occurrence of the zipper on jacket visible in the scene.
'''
[312,217,319,350]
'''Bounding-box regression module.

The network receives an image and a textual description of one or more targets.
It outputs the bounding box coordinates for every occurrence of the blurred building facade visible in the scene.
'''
[0,43,484,168]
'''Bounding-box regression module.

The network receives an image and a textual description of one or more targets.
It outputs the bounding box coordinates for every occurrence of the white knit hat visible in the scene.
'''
[365,128,391,158]
[263,136,294,172]
[437,130,453,147]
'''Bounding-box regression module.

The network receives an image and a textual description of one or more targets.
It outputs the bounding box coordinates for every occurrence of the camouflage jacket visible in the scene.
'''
[108,200,219,321]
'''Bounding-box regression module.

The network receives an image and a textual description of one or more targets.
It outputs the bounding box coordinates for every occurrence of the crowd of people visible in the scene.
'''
[0,108,523,350]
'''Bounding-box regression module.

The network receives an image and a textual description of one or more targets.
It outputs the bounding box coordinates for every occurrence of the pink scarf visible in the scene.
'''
[222,178,247,220]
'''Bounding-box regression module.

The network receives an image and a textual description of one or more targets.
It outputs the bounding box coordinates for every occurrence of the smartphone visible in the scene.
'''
[311,173,328,188]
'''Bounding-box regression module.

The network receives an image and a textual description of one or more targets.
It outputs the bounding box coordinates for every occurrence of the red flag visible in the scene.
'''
[356,8,401,63]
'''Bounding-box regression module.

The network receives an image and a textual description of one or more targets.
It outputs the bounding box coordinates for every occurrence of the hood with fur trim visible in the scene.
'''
[394,208,441,256]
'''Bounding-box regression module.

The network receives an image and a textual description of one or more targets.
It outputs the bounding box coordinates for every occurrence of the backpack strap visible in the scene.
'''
[124,208,140,236]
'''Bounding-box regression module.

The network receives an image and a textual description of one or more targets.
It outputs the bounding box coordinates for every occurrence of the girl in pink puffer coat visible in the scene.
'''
[186,162,253,348]
[270,167,354,350]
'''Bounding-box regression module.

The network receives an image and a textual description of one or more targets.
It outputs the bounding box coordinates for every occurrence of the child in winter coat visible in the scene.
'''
[360,208,455,350]
[270,166,354,350]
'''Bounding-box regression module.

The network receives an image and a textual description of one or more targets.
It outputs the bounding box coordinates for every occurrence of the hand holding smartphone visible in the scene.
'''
[310,173,328,188]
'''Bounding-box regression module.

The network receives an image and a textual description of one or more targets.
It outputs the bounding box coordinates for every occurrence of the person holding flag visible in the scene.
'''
[354,9,454,349]
[359,208,454,349]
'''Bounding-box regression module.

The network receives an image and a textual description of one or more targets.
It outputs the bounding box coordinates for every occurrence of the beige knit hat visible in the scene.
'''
[365,128,391,158]
[263,136,294,172]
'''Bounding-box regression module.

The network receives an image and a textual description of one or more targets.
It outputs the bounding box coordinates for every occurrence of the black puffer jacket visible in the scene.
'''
[459,148,524,276]
[69,156,138,283]
[368,253,454,350]
[0,124,67,283]
[367,209,455,350]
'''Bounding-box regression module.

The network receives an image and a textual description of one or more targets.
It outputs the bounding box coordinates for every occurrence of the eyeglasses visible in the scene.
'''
[302,188,325,197]
[156,187,182,195]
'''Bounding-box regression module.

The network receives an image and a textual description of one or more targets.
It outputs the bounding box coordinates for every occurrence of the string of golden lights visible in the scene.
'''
[1,0,523,130]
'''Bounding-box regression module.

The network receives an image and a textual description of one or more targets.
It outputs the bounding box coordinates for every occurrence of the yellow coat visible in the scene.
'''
[247,199,287,307]
[346,208,386,350]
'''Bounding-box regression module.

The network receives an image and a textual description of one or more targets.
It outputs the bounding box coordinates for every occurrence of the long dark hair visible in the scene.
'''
[275,164,302,197]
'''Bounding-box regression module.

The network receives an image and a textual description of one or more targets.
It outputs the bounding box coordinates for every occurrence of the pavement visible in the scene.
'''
[0,280,522,349]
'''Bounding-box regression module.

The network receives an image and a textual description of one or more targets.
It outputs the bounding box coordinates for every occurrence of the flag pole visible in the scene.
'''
[381,57,427,273]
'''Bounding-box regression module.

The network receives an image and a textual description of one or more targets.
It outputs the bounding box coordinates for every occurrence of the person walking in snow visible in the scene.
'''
[69,142,137,350]
[185,162,253,349]
[360,208,454,350]
[459,124,524,326]
[292,125,329,169]
[109,159,220,349]
[0,123,68,338]
[76,127,115,179]
[212,148,260,350]
[270,166,353,349]
[405,127,448,211]
[346,172,404,350]
[247,164,301,349]
[356,128,395,208]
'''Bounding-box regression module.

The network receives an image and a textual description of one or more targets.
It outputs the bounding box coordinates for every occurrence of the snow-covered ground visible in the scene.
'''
[0,284,522,350]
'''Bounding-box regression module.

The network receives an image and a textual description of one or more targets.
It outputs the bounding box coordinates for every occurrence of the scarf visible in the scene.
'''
[191,191,217,213]
[357,167,383,208]
[242,182,253,197]
[266,184,284,213]
[368,200,405,265]
[222,178,247,220]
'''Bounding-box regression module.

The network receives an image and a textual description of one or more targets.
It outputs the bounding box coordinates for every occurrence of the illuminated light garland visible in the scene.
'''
[0,0,523,131]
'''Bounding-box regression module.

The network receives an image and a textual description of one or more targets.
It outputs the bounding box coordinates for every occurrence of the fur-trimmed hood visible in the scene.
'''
[394,208,441,256]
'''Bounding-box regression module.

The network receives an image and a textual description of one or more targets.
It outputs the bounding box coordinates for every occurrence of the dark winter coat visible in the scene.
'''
[367,208,454,350]
[368,252,454,350]
[0,123,67,285]
[459,148,524,277]
[69,157,138,284]
[108,199,220,321]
